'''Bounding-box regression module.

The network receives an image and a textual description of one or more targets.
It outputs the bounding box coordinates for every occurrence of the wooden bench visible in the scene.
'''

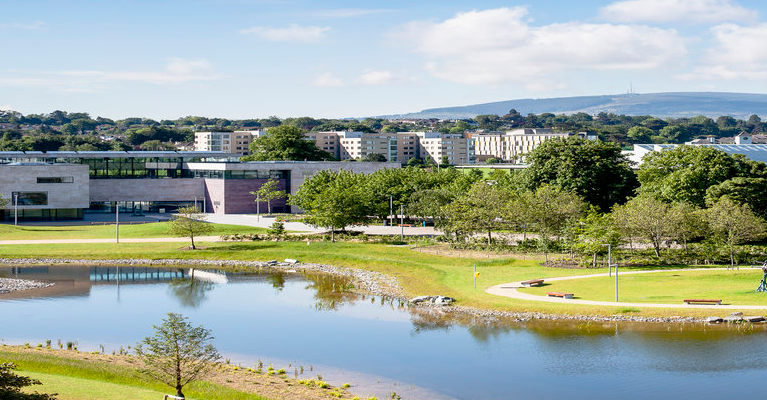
[684,299,722,305]
[521,279,544,287]
[546,292,574,299]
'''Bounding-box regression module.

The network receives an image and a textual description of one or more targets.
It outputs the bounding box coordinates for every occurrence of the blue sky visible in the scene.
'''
[1,0,767,119]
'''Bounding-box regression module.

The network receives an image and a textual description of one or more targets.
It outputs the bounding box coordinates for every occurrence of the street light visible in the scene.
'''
[13,193,18,226]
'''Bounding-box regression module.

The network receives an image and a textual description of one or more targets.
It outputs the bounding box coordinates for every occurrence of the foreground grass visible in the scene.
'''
[522,269,767,305]
[1,348,265,400]
[0,239,749,318]
[0,222,265,240]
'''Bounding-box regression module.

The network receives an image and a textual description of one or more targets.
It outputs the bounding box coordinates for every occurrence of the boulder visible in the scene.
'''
[723,316,743,323]
[284,259,298,264]
[409,295,431,304]
[706,316,723,324]
[743,316,765,323]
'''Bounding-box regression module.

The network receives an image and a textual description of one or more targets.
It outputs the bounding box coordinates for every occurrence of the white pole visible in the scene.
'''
[194,196,197,210]
[389,195,393,227]
[116,203,119,243]
[257,193,260,221]
[13,193,18,226]
[400,204,404,241]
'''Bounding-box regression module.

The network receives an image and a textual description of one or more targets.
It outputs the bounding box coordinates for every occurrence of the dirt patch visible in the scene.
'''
[1,346,355,400]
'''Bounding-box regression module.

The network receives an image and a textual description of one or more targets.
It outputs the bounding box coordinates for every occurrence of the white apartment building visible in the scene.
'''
[473,128,595,163]
[305,131,475,164]
[194,131,265,156]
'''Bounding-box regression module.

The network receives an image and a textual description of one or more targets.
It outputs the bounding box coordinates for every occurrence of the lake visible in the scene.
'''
[1,265,766,400]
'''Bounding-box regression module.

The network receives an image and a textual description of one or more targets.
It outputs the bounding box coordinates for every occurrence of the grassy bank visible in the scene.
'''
[0,239,747,318]
[0,346,355,400]
[0,222,265,240]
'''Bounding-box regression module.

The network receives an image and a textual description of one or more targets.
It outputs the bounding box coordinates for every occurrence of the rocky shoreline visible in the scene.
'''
[0,257,740,325]
[0,277,54,294]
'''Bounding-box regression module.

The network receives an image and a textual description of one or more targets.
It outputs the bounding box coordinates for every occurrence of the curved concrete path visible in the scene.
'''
[486,267,767,310]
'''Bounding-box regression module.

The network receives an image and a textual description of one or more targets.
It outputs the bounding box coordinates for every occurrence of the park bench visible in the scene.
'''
[683,299,722,305]
[520,279,544,287]
[546,292,574,299]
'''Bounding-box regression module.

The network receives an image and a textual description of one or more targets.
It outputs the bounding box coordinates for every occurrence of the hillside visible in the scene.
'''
[380,92,767,120]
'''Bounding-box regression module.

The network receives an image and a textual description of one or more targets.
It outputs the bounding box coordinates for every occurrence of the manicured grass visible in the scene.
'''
[0,222,266,240]
[521,269,767,305]
[0,239,735,317]
[1,348,266,400]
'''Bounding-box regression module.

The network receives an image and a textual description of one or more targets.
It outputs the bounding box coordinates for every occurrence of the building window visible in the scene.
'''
[11,191,48,205]
[37,177,74,184]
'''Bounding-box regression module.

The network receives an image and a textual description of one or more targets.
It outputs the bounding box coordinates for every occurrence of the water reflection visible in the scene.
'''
[167,271,216,308]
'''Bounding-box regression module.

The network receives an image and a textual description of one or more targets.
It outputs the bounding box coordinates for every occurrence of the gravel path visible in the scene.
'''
[0,277,54,294]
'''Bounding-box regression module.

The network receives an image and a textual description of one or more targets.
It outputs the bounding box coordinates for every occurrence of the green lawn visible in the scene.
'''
[0,239,725,317]
[521,269,767,305]
[0,222,266,240]
[1,348,265,400]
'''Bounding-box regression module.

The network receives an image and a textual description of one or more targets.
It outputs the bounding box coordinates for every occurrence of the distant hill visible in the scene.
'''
[380,92,767,120]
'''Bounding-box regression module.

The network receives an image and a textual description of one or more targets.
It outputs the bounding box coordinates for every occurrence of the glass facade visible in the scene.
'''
[1,208,82,222]
[11,192,48,205]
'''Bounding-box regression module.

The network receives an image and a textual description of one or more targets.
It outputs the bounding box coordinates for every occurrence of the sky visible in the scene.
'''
[1,0,767,120]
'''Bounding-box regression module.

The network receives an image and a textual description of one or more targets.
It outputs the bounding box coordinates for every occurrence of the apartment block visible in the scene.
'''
[473,128,595,163]
[306,131,475,164]
[194,130,265,156]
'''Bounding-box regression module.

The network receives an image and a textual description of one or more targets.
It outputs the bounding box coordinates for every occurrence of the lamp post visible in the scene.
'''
[389,195,393,227]
[602,243,618,301]
[13,193,18,226]
[115,202,119,243]
[256,193,260,221]
[400,204,404,242]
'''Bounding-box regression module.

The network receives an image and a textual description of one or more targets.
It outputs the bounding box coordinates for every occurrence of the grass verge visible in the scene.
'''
[0,222,265,240]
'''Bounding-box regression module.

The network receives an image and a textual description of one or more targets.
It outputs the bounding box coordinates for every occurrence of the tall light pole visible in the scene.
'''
[13,193,18,226]
[400,204,404,241]
[389,195,393,227]
[602,243,618,301]
[115,202,120,243]
[256,193,260,221]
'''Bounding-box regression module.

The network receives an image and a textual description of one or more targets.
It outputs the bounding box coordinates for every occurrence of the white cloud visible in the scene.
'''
[599,0,756,24]
[357,70,395,85]
[312,72,345,87]
[0,58,219,91]
[240,23,329,42]
[681,23,767,80]
[0,21,45,30]
[393,7,687,87]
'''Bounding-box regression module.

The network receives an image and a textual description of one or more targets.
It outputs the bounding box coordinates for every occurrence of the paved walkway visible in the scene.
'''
[486,267,767,310]
[202,214,441,236]
[0,236,221,245]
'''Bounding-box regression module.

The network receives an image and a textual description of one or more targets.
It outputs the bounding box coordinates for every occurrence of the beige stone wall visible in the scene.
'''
[89,179,204,202]
[0,164,90,209]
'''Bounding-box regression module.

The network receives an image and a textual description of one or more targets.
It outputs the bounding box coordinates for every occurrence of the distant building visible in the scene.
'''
[472,128,596,163]
[305,131,475,164]
[193,130,265,156]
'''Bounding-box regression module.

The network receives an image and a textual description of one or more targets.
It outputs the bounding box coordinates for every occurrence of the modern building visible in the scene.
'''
[0,151,398,221]
[193,131,264,156]
[627,143,767,166]
[472,128,596,163]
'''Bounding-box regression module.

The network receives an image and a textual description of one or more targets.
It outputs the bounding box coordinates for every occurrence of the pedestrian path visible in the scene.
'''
[486,267,767,310]
[0,236,221,245]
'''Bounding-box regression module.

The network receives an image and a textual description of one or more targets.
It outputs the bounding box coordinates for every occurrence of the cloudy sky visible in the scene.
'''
[1,0,766,119]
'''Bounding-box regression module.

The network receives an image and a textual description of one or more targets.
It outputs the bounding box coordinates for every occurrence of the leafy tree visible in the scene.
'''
[140,140,176,151]
[611,194,672,258]
[705,196,766,267]
[290,170,371,241]
[361,153,387,162]
[637,146,764,207]
[668,202,706,254]
[516,185,585,260]
[705,177,767,219]
[135,313,221,399]
[167,206,213,250]
[626,126,653,142]
[485,157,500,165]
[0,194,7,210]
[243,125,333,161]
[442,181,512,244]
[0,362,57,400]
[522,137,637,211]
[249,179,287,214]
[407,188,454,229]
[576,209,622,267]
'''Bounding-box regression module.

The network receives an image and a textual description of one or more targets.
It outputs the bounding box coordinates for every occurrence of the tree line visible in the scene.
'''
[289,138,767,266]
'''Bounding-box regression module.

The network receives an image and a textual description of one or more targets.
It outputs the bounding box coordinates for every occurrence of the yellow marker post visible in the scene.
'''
[473,264,478,288]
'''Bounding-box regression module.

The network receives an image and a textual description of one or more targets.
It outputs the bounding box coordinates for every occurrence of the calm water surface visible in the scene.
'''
[1,265,766,400]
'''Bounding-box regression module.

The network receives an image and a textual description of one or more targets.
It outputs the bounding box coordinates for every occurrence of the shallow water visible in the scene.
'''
[1,265,766,400]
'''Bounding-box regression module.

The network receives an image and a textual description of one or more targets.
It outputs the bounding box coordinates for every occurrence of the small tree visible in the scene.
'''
[705,196,766,267]
[0,194,7,210]
[136,313,221,399]
[167,206,213,250]
[0,362,57,400]
[250,179,287,214]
